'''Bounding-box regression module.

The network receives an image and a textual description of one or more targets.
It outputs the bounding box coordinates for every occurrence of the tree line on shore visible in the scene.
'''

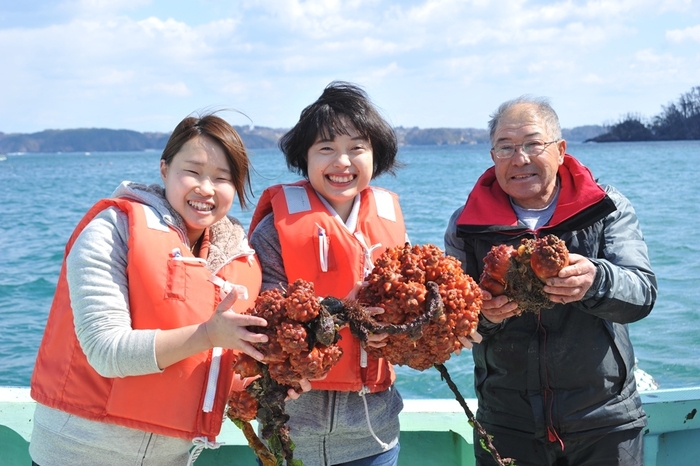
[0,124,607,154]
[0,126,286,154]
[4,87,698,153]
[587,86,700,142]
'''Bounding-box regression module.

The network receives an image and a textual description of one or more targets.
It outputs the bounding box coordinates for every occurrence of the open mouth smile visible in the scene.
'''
[188,200,214,212]
[327,174,356,184]
[511,173,536,180]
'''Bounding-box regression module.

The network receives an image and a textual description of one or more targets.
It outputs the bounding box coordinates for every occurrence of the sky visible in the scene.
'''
[0,0,699,134]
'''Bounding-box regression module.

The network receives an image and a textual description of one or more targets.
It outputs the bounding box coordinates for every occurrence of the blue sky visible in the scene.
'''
[1,0,698,133]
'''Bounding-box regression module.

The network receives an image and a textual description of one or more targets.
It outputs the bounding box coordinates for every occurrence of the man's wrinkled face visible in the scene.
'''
[490,103,566,209]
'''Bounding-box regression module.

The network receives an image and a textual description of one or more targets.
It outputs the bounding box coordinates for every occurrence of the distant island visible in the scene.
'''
[4,85,698,153]
[0,124,606,154]
[586,86,699,142]
[0,126,285,154]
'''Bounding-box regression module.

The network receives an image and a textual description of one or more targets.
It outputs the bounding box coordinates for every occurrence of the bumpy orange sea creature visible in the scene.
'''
[226,279,344,465]
[479,234,570,314]
[233,280,344,388]
[357,243,482,371]
[530,234,570,283]
[355,244,515,464]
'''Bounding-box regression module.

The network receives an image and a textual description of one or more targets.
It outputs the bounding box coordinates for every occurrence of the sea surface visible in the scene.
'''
[1,141,699,399]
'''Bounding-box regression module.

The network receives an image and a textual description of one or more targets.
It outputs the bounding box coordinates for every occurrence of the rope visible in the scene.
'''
[358,386,390,451]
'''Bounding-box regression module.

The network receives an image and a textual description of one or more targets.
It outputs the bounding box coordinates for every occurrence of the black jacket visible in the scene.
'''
[444,155,657,442]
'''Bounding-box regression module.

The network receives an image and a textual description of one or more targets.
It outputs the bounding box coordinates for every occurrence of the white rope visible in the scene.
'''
[358,386,391,451]
[186,437,222,466]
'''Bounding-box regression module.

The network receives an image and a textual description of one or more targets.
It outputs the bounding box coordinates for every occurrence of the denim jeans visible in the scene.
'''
[335,442,400,466]
[256,442,400,466]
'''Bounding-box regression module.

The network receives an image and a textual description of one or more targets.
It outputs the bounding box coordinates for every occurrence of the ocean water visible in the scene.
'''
[1,141,698,400]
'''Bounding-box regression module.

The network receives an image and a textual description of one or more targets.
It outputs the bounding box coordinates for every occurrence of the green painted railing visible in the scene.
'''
[2,387,699,465]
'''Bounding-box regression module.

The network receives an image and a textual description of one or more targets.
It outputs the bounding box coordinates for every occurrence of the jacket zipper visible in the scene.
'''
[539,312,565,451]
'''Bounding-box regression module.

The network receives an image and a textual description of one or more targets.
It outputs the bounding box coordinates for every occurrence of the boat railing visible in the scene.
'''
[1,387,699,466]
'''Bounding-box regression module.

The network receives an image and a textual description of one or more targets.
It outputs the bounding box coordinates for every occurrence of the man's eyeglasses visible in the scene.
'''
[491,139,560,159]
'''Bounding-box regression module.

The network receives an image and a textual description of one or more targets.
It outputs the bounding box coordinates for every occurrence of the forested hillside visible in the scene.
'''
[587,86,700,142]
[0,123,606,153]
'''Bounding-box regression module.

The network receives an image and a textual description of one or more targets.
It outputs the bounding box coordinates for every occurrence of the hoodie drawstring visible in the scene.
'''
[187,437,221,466]
[358,386,391,451]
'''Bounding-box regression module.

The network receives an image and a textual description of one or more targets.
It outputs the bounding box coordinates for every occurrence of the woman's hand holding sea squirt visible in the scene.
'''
[363,306,390,349]
[204,288,270,359]
[346,280,390,349]
[154,288,269,370]
[457,329,483,350]
[213,289,310,401]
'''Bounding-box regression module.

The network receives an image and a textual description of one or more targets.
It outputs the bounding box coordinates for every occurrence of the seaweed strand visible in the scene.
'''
[433,363,515,466]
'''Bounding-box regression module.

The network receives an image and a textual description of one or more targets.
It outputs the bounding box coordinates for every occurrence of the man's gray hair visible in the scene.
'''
[488,96,562,146]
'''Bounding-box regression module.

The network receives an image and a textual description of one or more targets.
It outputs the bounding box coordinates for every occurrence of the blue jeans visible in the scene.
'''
[335,443,400,466]
[256,442,400,466]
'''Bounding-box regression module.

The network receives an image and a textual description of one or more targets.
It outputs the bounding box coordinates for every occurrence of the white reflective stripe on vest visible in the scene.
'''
[283,185,312,214]
[371,187,396,222]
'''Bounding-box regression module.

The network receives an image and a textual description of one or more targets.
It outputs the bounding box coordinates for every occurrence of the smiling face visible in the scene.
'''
[160,135,235,245]
[306,125,373,222]
[491,103,566,209]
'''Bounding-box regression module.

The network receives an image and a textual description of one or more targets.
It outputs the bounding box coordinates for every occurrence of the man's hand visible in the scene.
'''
[543,253,596,305]
[479,289,521,323]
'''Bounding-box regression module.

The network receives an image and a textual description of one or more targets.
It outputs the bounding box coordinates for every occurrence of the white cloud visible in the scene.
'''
[658,0,697,13]
[61,0,152,18]
[250,0,376,40]
[634,49,670,64]
[667,24,700,42]
[361,61,403,82]
[581,73,605,84]
[144,82,192,96]
[0,0,698,132]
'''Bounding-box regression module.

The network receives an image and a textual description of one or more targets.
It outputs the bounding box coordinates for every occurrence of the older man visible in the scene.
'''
[445,96,657,466]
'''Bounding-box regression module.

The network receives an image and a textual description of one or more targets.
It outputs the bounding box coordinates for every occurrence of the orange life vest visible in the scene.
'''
[30,198,261,441]
[250,181,406,392]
